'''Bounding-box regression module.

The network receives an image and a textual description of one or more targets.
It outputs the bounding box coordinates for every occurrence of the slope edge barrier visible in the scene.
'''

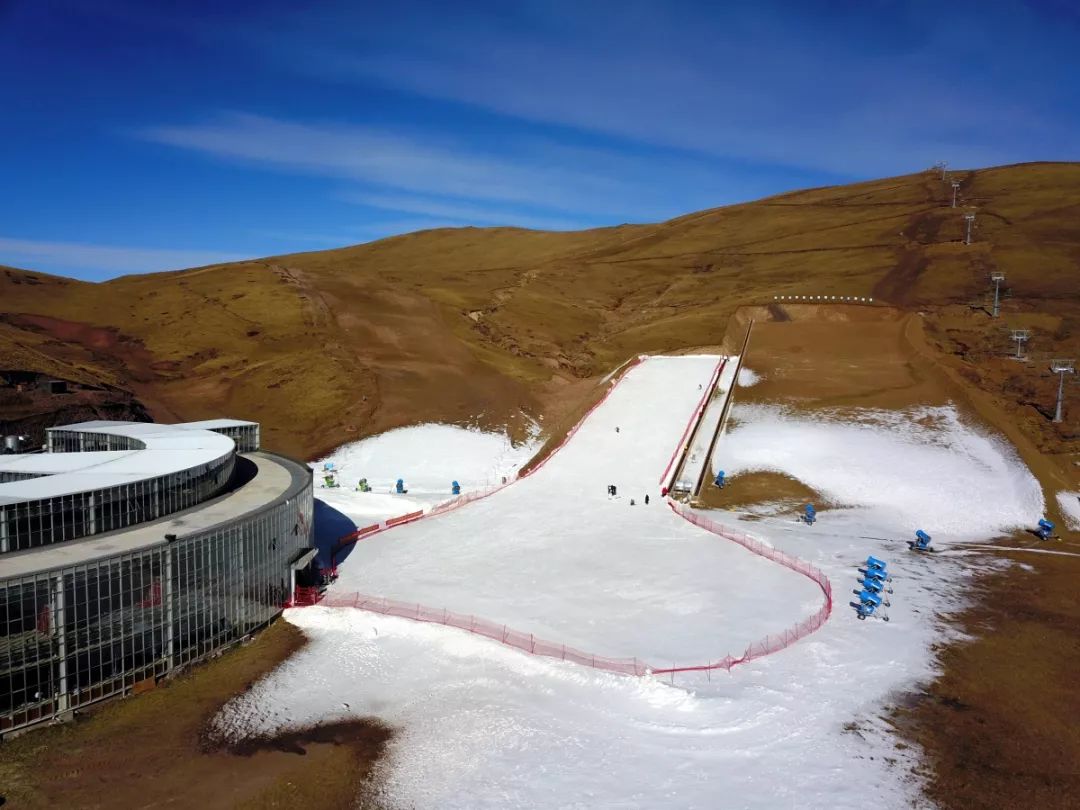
[329,356,645,563]
[655,501,833,674]
[310,354,833,678]
[657,357,727,491]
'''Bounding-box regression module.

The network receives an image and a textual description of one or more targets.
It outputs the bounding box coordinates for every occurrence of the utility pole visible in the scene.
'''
[951,181,960,207]
[990,272,1005,317]
[1050,360,1075,423]
[1010,329,1030,360]
[964,212,976,245]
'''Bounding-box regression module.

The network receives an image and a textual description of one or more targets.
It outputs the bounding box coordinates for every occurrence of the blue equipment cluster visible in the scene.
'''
[395,478,406,494]
[714,470,725,488]
[852,556,891,621]
[452,480,461,495]
[803,503,816,525]
[1036,518,1055,540]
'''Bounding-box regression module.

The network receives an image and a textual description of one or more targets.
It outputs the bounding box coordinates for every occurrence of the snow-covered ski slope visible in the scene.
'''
[214,354,1046,809]
[329,355,823,665]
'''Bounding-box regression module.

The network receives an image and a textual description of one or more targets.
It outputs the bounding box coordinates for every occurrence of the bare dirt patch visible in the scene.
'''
[696,470,824,514]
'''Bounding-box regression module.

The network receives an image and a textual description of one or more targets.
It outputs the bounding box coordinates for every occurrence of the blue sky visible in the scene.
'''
[1,0,1077,280]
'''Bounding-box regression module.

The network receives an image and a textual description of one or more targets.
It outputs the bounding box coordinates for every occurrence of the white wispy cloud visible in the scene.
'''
[340,191,588,231]
[0,236,246,279]
[137,113,631,215]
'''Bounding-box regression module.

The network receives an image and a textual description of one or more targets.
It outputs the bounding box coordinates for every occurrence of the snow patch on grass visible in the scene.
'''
[313,423,541,522]
[1056,491,1080,530]
[737,367,762,387]
[720,404,1043,537]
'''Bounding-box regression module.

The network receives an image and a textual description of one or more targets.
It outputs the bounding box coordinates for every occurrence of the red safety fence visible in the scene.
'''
[317,593,651,676]
[386,509,424,528]
[310,510,832,678]
[291,586,324,607]
[305,354,833,678]
[654,501,833,674]
[657,357,727,489]
[329,355,646,564]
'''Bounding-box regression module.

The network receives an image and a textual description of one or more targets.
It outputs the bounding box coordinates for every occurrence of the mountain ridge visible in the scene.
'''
[2,161,1078,459]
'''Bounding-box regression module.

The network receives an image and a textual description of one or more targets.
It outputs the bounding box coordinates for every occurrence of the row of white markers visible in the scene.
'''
[773,295,874,302]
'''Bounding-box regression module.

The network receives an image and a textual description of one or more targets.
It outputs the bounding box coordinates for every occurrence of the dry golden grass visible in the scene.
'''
[2,163,1077,461]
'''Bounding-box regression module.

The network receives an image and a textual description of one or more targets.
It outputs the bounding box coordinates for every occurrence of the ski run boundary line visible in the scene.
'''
[308,354,834,678]
[657,356,727,491]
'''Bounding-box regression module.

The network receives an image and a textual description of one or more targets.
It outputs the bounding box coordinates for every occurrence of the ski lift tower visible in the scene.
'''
[934,161,948,181]
[1050,359,1075,424]
[990,272,1005,318]
[964,212,977,245]
[951,180,961,207]
[1010,329,1030,360]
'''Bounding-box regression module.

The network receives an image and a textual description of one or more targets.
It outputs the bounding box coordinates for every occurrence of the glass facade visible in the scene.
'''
[0,454,312,735]
[47,430,146,453]
[207,424,260,453]
[0,452,235,553]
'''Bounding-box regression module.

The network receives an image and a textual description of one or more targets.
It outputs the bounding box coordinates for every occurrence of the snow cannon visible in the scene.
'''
[866,555,888,571]
[714,470,726,488]
[451,480,461,495]
[858,590,883,610]
[803,504,816,525]
[356,478,370,492]
[395,478,406,494]
[912,530,932,552]
[1036,519,1055,540]
[854,586,890,608]
[863,566,890,583]
[855,598,889,621]
[860,577,887,595]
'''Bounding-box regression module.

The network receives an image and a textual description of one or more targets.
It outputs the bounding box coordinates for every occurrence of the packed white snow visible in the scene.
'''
[327,356,819,663]
[737,366,762,387]
[721,403,1043,537]
[1056,491,1080,530]
[313,423,540,523]
[213,357,1043,810]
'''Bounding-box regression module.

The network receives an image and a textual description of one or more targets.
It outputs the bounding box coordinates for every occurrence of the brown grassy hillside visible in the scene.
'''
[1,162,1078,460]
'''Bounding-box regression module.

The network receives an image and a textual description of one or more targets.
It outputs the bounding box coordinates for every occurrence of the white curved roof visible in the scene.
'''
[0,421,241,506]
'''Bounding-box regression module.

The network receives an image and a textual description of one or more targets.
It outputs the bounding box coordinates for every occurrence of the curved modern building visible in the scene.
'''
[0,419,314,735]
